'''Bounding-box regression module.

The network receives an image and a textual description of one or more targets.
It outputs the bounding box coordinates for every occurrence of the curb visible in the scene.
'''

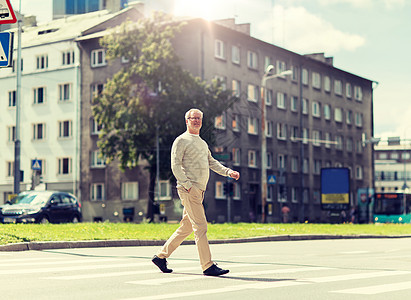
[1,235,411,252]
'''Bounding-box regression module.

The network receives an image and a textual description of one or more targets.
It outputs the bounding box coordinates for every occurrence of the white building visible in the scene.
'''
[0,10,125,203]
[374,140,411,193]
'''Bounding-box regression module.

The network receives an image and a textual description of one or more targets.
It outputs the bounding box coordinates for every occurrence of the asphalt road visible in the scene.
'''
[1,238,411,299]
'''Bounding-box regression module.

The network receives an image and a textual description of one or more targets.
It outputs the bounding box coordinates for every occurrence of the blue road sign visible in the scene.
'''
[0,32,13,67]
[268,174,276,184]
[31,159,42,171]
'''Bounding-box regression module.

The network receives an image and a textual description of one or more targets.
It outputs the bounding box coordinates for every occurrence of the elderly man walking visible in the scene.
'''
[152,108,240,276]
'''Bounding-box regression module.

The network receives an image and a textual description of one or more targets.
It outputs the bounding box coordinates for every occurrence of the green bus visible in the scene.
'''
[373,192,411,223]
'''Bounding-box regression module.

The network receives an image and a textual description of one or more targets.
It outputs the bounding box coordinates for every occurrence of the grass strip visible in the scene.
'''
[1,223,411,246]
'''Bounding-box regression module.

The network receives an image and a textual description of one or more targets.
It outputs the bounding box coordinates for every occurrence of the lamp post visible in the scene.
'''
[260,65,292,223]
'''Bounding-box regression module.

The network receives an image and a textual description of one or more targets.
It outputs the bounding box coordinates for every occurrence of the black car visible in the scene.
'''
[0,191,82,224]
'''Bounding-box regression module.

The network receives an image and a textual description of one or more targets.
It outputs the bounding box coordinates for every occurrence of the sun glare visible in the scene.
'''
[173,0,219,20]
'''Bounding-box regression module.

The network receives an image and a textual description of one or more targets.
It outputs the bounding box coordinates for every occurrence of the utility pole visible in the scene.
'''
[13,0,22,194]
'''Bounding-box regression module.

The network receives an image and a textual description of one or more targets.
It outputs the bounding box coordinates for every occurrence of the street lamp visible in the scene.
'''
[260,65,292,223]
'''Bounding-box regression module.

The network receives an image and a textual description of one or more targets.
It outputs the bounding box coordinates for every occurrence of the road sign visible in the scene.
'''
[268,174,276,184]
[0,32,13,67]
[31,159,42,171]
[0,0,17,24]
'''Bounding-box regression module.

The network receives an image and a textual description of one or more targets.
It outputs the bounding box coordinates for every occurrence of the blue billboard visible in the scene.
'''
[321,168,350,210]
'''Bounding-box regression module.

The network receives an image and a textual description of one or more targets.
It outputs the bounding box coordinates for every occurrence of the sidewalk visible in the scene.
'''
[2,234,411,251]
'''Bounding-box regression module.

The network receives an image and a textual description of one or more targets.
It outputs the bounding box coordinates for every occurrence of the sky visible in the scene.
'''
[8,0,411,141]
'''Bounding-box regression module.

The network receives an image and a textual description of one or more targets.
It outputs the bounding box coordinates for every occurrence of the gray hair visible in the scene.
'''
[185,108,203,120]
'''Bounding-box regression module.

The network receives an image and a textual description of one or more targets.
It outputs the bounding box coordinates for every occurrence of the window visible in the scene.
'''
[312,72,321,89]
[314,160,321,175]
[248,150,257,167]
[247,117,258,135]
[356,165,363,180]
[335,136,343,150]
[214,114,226,130]
[91,118,102,135]
[334,108,343,123]
[91,183,105,201]
[325,132,331,149]
[276,60,286,74]
[8,126,16,142]
[91,49,107,67]
[264,56,271,71]
[346,110,352,125]
[58,157,72,175]
[12,58,23,73]
[291,66,298,81]
[291,96,298,112]
[91,83,104,100]
[58,83,72,101]
[277,123,287,140]
[232,182,241,200]
[277,92,286,109]
[214,39,225,59]
[334,80,342,95]
[232,114,240,132]
[232,79,241,97]
[312,130,320,146]
[266,121,273,137]
[215,181,225,199]
[266,152,272,169]
[232,148,240,166]
[278,154,286,170]
[291,157,298,173]
[355,112,363,127]
[291,126,299,141]
[122,182,139,200]
[303,158,309,174]
[302,128,308,144]
[347,138,353,152]
[247,51,258,69]
[36,54,48,70]
[62,50,75,65]
[214,75,227,90]
[33,123,46,140]
[354,86,363,101]
[155,180,172,200]
[247,84,258,102]
[6,161,14,177]
[346,83,352,98]
[58,120,72,138]
[324,76,331,92]
[231,45,240,64]
[312,101,320,118]
[266,89,273,106]
[324,104,331,120]
[8,91,16,107]
[91,150,105,168]
[33,87,46,104]
[302,98,308,115]
[302,69,308,85]
[291,187,298,203]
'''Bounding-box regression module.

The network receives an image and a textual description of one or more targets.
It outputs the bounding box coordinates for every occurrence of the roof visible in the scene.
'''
[9,8,136,48]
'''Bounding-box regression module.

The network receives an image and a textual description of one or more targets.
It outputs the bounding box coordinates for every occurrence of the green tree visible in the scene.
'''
[93,12,238,221]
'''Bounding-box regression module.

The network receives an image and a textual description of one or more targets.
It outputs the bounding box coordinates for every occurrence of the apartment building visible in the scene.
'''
[171,18,374,223]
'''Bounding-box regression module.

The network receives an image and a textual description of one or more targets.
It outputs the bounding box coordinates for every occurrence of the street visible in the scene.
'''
[1,238,411,299]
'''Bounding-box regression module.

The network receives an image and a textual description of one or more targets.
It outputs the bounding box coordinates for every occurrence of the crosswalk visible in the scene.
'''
[1,250,411,299]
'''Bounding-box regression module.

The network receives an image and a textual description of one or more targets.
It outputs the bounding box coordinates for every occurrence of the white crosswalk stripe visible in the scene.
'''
[332,281,411,295]
[126,266,333,285]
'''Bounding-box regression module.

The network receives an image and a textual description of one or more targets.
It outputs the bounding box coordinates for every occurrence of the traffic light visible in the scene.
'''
[223,183,228,195]
[228,182,234,196]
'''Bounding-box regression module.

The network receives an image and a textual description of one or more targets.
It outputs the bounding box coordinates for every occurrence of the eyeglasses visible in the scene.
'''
[188,117,202,121]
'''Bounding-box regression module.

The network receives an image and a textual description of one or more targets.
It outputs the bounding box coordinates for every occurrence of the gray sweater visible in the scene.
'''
[171,131,231,191]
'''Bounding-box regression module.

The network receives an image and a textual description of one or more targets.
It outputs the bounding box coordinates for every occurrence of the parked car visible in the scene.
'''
[0,191,82,224]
